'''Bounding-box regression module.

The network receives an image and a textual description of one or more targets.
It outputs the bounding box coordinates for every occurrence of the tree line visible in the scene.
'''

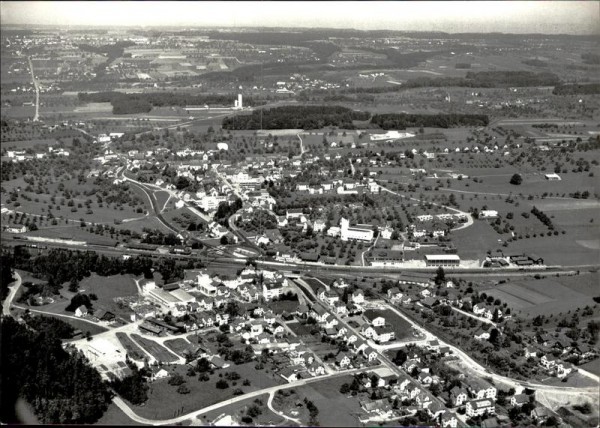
[370,113,489,129]
[222,105,370,130]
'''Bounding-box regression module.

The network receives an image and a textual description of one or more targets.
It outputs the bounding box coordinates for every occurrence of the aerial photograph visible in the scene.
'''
[0,1,598,426]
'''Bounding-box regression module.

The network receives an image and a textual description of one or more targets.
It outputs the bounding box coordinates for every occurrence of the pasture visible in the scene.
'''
[130,334,180,363]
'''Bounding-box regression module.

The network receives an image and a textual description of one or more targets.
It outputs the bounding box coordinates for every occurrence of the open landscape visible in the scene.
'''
[1,2,599,427]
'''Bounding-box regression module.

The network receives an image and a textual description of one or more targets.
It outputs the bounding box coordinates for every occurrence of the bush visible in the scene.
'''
[176,384,190,394]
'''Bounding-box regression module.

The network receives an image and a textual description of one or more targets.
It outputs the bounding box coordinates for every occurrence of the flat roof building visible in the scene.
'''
[425,254,461,267]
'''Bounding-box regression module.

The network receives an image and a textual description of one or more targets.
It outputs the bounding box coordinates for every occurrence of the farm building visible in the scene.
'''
[425,254,461,267]
[544,173,561,181]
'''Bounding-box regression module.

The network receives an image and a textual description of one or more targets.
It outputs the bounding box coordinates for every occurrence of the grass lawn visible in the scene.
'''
[364,309,414,341]
[286,321,313,336]
[130,334,180,363]
[77,273,138,320]
[579,358,600,377]
[36,312,108,336]
[270,300,299,315]
[116,332,146,361]
[293,375,362,427]
[95,402,145,426]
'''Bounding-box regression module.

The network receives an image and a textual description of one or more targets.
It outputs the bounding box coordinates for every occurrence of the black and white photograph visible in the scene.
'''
[0,1,599,426]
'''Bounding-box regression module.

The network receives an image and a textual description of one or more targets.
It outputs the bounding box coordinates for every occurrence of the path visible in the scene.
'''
[297,133,305,156]
[267,391,301,424]
[12,304,108,328]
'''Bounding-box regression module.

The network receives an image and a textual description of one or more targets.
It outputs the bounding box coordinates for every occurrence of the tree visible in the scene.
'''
[434,267,446,285]
[220,235,229,245]
[510,174,523,185]
[216,379,229,389]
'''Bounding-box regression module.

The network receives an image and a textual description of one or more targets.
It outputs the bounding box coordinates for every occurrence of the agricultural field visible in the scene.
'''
[130,334,180,363]
[483,272,599,318]
[115,332,146,361]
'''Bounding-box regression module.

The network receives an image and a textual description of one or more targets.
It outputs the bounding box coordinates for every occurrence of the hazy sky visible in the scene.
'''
[1,1,599,35]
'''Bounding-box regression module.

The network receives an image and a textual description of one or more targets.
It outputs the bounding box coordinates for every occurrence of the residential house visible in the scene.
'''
[465,399,495,417]
[352,290,365,305]
[75,305,88,317]
[510,394,529,407]
[449,386,468,407]
[336,352,352,369]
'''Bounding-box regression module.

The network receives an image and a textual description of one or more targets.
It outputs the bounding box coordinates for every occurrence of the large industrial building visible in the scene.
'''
[340,218,374,242]
[424,254,461,267]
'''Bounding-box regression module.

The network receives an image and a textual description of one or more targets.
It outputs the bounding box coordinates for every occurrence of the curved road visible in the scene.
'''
[2,271,22,316]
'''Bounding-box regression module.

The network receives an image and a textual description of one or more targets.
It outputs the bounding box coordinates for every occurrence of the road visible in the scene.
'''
[2,271,22,316]
[297,133,305,156]
[112,366,372,426]
[12,303,109,329]
[27,57,40,122]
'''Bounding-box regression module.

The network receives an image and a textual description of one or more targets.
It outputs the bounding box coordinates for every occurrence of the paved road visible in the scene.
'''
[27,57,40,122]
[2,271,22,316]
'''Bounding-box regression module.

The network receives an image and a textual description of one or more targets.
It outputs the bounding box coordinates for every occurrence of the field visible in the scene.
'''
[270,300,300,314]
[163,338,196,357]
[136,362,283,420]
[292,375,362,427]
[286,320,314,336]
[363,309,414,341]
[115,332,147,361]
[34,312,108,336]
[484,272,599,317]
[130,334,180,363]
[77,274,138,320]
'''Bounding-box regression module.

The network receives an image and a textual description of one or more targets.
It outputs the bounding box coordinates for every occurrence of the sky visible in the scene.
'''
[1,1,599,35]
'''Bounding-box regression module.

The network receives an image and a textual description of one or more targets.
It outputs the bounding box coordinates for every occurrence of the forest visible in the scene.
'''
[0,316,112,424]
[77,92,267,115]
[370,113,489,129]
[221,105,370,130]
[552,83,600,95]
[11,247,185,290]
